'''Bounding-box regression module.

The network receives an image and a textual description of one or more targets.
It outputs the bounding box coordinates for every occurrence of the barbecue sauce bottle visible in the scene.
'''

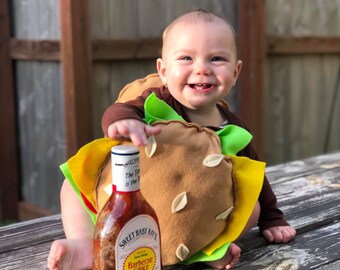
[93,145,161,270]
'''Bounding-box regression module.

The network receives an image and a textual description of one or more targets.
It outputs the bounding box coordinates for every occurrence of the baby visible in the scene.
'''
[48,9,296,270]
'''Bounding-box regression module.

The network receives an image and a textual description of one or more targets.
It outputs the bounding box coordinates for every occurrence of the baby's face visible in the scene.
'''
[157,20,241,112]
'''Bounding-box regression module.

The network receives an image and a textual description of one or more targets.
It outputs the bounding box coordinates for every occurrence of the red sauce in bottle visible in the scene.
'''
[93,145,161,270]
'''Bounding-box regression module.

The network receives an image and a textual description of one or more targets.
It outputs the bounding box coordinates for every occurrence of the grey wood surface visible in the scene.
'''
[0,151,339,269]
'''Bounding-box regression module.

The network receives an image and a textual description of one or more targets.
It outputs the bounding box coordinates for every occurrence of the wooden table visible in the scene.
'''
[1,151,340,270]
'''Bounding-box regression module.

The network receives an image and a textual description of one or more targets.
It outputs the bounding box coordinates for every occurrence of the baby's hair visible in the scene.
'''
[180,8,232,25]
[161,9,237,58]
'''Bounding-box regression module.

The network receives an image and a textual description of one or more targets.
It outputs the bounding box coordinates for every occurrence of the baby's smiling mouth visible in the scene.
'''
[189,83,213,90]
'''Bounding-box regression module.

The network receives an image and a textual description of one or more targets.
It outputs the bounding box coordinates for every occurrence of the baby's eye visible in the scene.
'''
[211,56,226,62]
[180,56,192,61]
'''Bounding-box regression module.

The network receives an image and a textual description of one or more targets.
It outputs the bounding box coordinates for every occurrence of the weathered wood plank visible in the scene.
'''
[10,39,60,60]
[93,39,162,60]
[10,38,162,61]
[0,215,64,253]
[266,152,340,184]
[1,218,339,270]
[0,242,51,270]
[0,241,209,270]
[0,215,62,270]
[317,260,340,270]
[270,163,340,233]
[234,220,340,270]
[273,166,340,202]
[267,36,340,54]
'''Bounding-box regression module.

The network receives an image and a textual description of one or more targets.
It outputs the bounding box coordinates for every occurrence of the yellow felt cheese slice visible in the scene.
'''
[202,155,265,255]
[67,138,120,209]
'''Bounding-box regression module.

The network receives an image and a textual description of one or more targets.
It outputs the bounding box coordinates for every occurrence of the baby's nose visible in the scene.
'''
[194,61,211,75]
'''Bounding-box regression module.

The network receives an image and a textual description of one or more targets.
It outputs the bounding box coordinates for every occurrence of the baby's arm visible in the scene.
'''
[108,119,161,146]
[257,174,296,243]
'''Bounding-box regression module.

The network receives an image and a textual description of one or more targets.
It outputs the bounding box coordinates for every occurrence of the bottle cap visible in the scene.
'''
[111,145,139,155]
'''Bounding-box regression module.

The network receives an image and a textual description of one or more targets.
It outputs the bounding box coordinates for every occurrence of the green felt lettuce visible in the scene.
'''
[144,93,184,124]
[216,125,252,156]
[144,92,252,156]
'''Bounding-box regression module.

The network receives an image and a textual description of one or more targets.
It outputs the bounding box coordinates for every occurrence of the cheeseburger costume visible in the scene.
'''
[60,74,289,266]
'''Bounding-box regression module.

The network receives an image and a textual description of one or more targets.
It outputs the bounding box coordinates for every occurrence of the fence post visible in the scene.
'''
[0,0,20,221]
[59,0,94,157]
[238,0,266,159]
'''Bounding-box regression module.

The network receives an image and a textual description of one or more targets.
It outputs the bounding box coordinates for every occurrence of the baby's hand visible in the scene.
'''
[108,119,161,146]
[262,226,296,244]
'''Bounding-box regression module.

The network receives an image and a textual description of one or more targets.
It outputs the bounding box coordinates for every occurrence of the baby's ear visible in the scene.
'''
[233,60,242,85]
[156,58,168,86]
[234,60,242,77]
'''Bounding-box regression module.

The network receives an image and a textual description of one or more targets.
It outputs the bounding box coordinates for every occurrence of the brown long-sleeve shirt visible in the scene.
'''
[102,86,289,231]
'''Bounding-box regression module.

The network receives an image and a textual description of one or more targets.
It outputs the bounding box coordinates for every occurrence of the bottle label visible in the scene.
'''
[115,215,161,270]
[112,150,140,192]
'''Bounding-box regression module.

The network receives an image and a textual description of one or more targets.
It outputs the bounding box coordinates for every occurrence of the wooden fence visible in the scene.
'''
[0,0,339,221]
[265,0,340,164]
